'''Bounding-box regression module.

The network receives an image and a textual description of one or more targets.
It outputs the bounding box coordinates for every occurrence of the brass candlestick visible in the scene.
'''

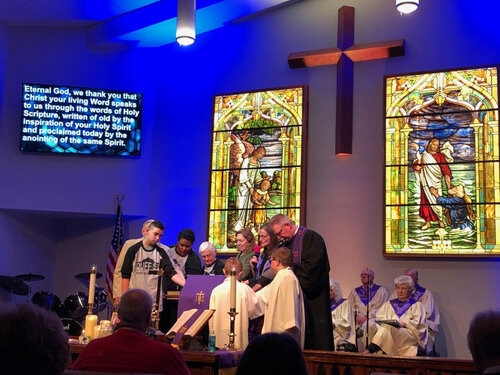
[227,307,238,350]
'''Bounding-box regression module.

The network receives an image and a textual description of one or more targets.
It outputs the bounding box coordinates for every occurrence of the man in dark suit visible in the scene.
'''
[269,214,334,350]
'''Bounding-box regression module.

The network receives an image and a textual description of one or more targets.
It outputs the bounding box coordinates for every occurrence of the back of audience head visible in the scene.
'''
[118,288,153,332]
[0,302,70,375]
[467,310,500,375]
[236,332,308,375]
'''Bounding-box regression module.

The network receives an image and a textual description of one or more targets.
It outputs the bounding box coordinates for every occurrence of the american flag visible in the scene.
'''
[106,202,124,302]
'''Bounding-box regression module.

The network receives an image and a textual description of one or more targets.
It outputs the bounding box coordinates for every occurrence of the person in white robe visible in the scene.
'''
[364,275,428,356]
[209,257,260,350]
[348,267,388,352]
[256,247,305,348]
[390,268,440,355]
[330,278,356,351]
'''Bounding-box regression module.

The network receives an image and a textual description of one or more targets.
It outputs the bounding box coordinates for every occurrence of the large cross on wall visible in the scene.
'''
[288,6,405,155]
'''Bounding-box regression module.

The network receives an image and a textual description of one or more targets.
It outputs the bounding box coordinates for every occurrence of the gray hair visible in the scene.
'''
[329,278,343,302]
[199,241,216,254]
[394,274,415,292]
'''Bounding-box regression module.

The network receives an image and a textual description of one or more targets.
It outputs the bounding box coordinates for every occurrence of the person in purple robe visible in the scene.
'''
[269,214,334,350]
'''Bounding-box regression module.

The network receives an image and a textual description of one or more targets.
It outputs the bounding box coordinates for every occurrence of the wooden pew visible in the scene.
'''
[303,350,476,375]
[69,343,476,375]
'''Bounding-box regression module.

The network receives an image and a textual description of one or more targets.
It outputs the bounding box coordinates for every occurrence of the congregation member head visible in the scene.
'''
[0,302,70,375]
[468,310,500,375]
[236,332,308,375]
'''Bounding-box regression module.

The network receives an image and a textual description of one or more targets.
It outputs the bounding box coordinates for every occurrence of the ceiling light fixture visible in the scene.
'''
[396,0,419,14]
[176,0,196,46]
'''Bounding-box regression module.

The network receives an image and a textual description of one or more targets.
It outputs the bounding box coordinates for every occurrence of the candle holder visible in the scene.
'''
[227,308,238,351]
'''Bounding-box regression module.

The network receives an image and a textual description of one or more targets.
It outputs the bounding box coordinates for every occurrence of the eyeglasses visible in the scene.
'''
[271,258,280,264]
[274,223,288,237]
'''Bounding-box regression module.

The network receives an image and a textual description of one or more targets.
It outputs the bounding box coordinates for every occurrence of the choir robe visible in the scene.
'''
[331,298,357,347]
[372,299,428,356]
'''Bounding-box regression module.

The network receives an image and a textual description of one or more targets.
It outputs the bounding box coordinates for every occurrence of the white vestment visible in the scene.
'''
[372,300,428,356]
[256,267,305,348]
[331,299,357,347]
[348,285,388,351]
[209,278,259,350]
[390,285,440,354]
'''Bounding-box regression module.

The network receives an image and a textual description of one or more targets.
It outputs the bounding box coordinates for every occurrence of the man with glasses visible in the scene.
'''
[268,214,334,350]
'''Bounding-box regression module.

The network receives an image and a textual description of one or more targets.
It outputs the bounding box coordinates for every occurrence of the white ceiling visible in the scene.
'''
[0,0,301,47]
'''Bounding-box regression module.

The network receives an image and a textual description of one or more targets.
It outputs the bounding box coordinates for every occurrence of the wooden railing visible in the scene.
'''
[303,351,476,375]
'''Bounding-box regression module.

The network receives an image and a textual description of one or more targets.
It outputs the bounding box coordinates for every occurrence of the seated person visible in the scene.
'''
[364,275,428,356]
[199,241,225,275]
[0,302,70,375]
[348,267,388,352]
[330,278,357,351]
[390,268,440,355]
[209,257,260,350]
[72,288,190,375]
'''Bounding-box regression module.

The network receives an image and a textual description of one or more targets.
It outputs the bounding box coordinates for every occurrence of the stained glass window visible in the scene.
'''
[384,66,499,257]
[208,86,307,252]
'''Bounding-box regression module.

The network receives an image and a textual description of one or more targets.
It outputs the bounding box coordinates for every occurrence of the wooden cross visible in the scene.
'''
[288,6,404,155]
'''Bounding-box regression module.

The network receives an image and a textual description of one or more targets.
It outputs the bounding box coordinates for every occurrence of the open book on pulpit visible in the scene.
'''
[166,275,224,349]
[166,308,214,349]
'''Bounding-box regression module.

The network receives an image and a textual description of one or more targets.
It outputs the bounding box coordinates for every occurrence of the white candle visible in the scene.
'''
[84,314,98,339]
[88,264,97,305]
[229,267,236,310]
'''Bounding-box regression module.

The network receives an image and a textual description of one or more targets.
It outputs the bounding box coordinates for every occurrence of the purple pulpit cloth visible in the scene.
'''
[178,275,225,316]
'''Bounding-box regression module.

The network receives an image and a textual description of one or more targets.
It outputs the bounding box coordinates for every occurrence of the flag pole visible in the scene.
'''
[106,193,125,321]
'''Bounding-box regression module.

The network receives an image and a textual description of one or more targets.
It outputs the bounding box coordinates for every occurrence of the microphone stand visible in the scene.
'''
[365,282,371,349]
[151,260,164,334]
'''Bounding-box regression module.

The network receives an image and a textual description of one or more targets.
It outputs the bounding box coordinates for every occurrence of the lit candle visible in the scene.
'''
[88,264,97,305]
[229,267,236,311]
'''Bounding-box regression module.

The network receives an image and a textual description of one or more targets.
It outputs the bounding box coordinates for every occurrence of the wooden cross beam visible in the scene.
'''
[288,6,405,155]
